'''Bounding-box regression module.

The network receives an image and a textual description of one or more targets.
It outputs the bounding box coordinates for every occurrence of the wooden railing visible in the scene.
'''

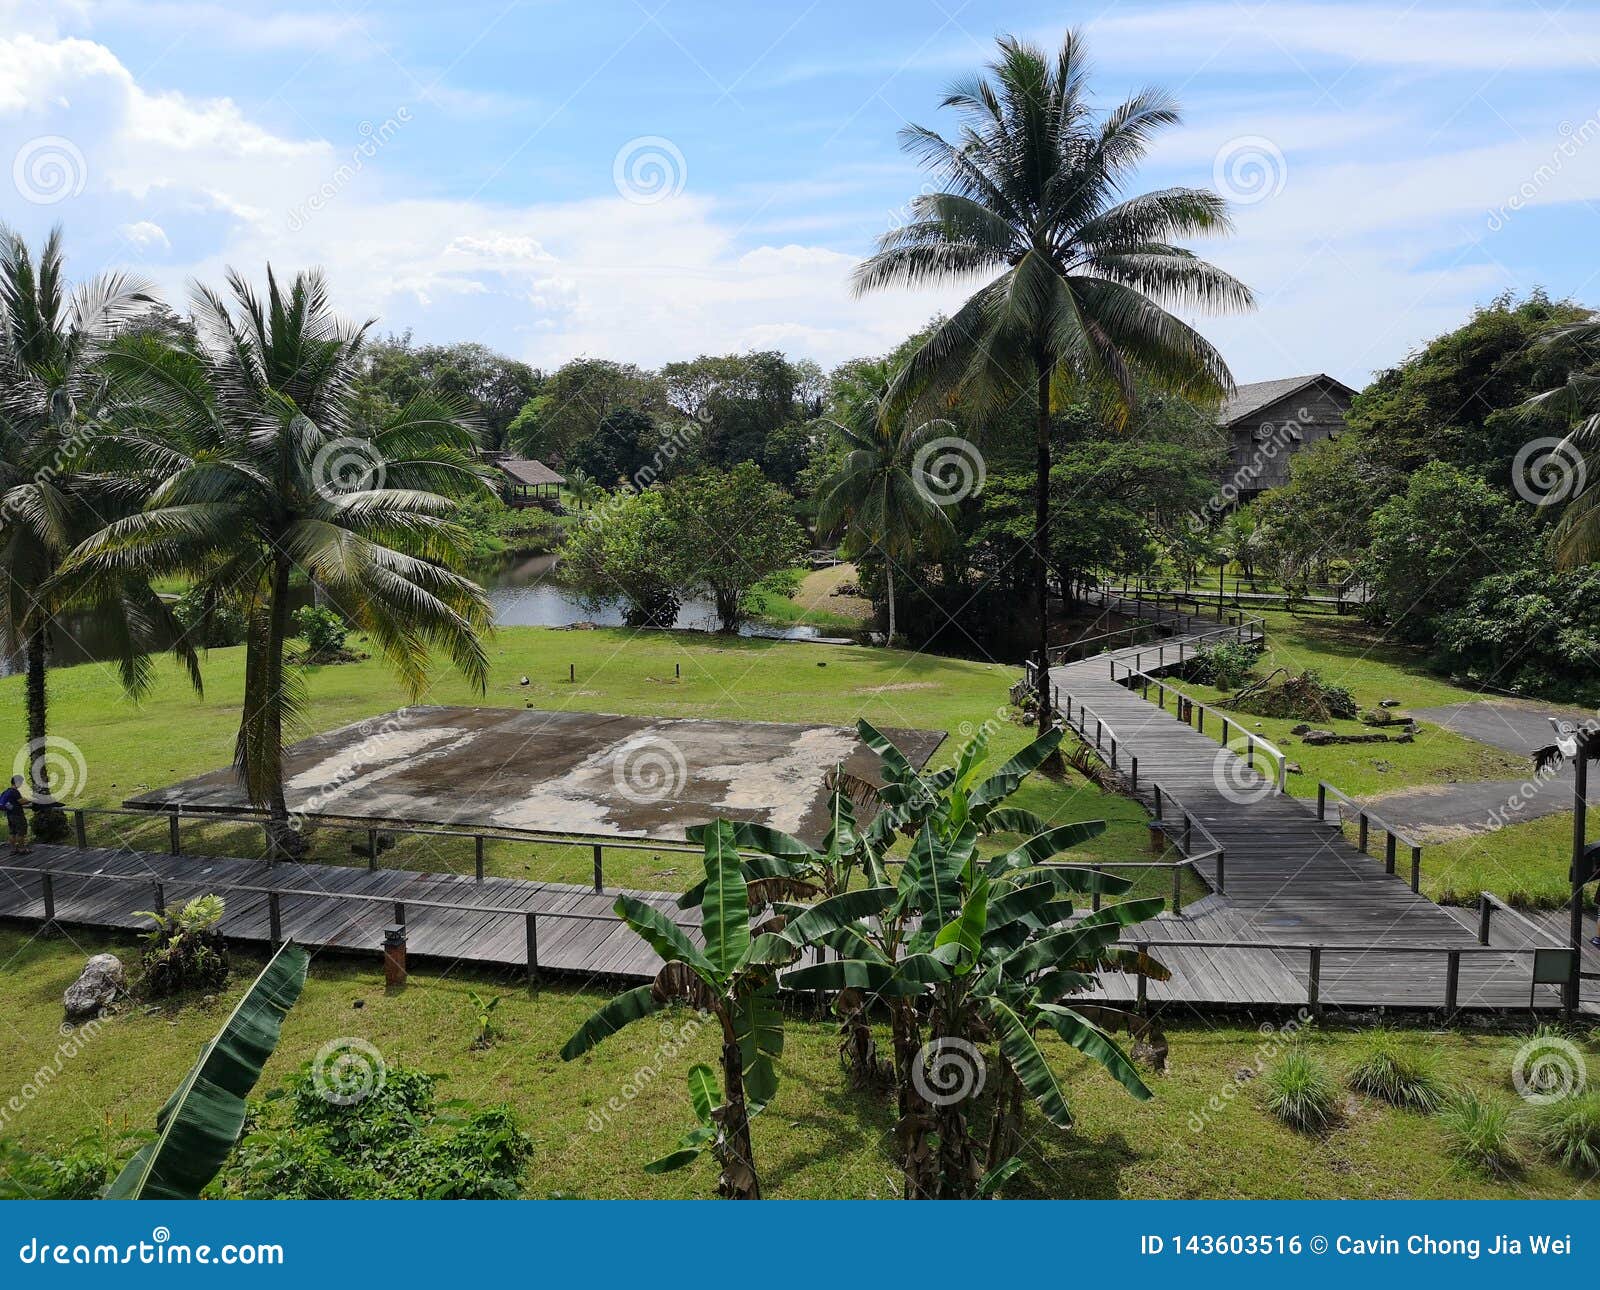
[1314,782,1425,893]
[1056,691,1226,913]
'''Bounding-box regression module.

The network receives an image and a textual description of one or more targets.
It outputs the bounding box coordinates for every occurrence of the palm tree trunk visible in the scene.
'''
[23,625,66,841]
[885,560,896,648]
[1032,360,1055,732]
[714,1034,761,1199]
[258,557,300,860]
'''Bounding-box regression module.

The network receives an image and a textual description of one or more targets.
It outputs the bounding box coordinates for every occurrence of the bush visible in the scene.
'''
[1439,1090,1521,1175]
[1532,1091,1600,1173]
[1186,641,1258,690]
[1346,1028,1445,1111]
[137,893,229,997]
[223,1064,531,1199]
[0,1138,121,1198]
[172,586,246,649]
[292,605,350,659]
[1262,1049,1339,1131]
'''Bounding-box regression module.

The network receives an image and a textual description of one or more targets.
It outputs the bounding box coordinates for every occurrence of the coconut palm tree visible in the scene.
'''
[0,225,196,837]
[814,385,955,647]
[65,267,493,856]
[563,466,599,511]
[854,31,1252,724]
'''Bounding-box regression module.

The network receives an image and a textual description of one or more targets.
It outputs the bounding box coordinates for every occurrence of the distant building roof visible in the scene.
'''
[496,456,565,487]
[1217,374,1356,427]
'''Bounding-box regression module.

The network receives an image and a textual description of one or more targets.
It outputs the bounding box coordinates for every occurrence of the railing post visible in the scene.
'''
[1197,706,1204,735]
[1307,946,1322,1016]
[475,835,485,882]
[1136,943,1150,1012]
[1171,862,1183,916]
[1410,846,1422,893]
[1109,737,1117,769]
[1477,894,1492,944]
[73,809,86,849]
[268,891,282,946]
[1357,812,1369,855]
[394,900,406,928]
[152,880,165,916]
[1384,833,1397,875]
[1444,949,1461,1016]
[1182,812,1193,854]
[593,844,604,893]
[1316,783,1326,821]
[525,911,539,984]
[1216,847,1226,893]
[367,828,379,871]
[41,872,55,924]
[1095,719,1103,749]
[168,811,181,856]
[1129,755,1138,790]
[1153,785,1163,819]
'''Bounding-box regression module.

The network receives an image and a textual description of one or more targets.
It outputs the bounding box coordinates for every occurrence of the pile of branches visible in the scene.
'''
[1224,668,1356,722]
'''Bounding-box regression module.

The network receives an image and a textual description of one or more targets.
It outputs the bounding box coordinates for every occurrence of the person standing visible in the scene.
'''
[1,775,31,856]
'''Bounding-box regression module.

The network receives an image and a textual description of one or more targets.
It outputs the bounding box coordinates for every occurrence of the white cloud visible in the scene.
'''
[117,219,168,250]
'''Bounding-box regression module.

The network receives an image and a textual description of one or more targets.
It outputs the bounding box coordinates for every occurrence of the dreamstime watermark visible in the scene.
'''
[612,136,687,205]
[1487,111,1600,231]
[311,436,387,497]
[1188,1010,1313,1132]
[311,1036,386,1106]
[12,135,87,205]
[585,1014,708,1133]
[17,1227,284,1267]
[1511,1034,1587,1104]
[912,436,985,506]
[1511,435,1586,507]
[1188,406,1313,531]
[1481,713,1598,830]
[287,107,412,232]
[13,735,89,805]
[911,1037,985,1106]
[612,735,689,805]
[0,1016,107,1133]
[583,421,702,530]
[0,413,107,525]
[1210,735,1275,806]
[1212,135,1287,206]
[286,708,416,832]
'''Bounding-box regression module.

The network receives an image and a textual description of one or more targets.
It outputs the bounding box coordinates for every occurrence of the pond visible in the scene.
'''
[0,553,839,677]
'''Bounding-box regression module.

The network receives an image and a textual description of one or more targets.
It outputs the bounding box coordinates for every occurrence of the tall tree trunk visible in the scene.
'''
[885,560,896,648]
[22,626,66,841]
[1033,360,1055,733]
[713,1035,761,1199]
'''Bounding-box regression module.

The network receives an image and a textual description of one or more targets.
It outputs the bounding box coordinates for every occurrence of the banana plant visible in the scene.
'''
[644,1064,724,1175]
[563,819,879,1199]
[108,942,309,1199]
[779,723,1164,1199]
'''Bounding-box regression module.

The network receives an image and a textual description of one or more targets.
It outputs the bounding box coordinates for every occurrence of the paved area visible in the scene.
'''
[126,705,944,845]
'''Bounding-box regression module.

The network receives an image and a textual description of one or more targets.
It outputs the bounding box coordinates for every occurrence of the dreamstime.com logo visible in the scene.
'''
[912,436,985,507]
[12,736,89,805]
[1212,135,1287,206]
[12,136,87,205]
[613,136,687,205]
[1210,736,1274,806]
[1511,1034,1588,1104]
[586,1014,708,1133]
[912,1037,985,1106]
[312,1036,386,1106]
[18,1228,284,1267]
[612,736,689,805]
[1512,436,1586,507]
[0,1017,106,1134]
[311,437,386,498]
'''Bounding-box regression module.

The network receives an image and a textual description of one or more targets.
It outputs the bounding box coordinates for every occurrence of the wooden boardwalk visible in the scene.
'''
[0,845,698,981]
[1050,596,1595,1016]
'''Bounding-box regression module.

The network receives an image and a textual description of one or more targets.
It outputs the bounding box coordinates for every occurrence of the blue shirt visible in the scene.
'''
[0,787,24,818]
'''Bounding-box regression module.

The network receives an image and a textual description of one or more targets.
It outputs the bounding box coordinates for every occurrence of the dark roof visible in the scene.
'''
[1217,373,1356,427]
[496,457,565,487]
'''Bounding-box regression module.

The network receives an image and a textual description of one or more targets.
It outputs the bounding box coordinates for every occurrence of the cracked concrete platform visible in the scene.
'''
[125,705,945,844]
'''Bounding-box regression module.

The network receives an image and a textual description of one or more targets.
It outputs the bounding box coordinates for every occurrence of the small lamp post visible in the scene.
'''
[383,923,408,988]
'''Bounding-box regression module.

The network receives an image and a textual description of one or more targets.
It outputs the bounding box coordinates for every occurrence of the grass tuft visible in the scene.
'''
[1439,1091,1521,1176]
[1532,1092,1600,1174]
[1263,1049,1339,1132]
[1346,1028,1445,1111]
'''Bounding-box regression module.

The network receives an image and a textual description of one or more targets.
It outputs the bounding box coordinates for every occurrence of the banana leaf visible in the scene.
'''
[108,941,309,1200]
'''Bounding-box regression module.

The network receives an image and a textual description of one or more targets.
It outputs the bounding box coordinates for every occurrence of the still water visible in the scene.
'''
[0,554,833,677]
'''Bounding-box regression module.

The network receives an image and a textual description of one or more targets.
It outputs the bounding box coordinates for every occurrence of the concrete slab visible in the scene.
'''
[125,706,945,845]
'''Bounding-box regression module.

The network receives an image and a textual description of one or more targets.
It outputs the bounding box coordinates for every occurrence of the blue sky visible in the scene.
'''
[5,0,1600,386]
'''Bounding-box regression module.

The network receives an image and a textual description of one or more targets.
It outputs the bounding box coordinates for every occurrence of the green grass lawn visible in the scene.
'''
[4,626,1160,893]
[2,928,1595,1199]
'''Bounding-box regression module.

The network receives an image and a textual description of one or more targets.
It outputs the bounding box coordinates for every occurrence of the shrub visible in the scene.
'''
[292,605,350,659]
[172,586,247,648]
[0,1138,121,1199]
[1187,640,1258,690]
[136,893,229,997]
[1531,1091,1600,1173]
[1439,1091,1521,1175]
[224,1064,531,1199]
[1262,1049,1339,1131]
[1346,1029,1445,1111]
